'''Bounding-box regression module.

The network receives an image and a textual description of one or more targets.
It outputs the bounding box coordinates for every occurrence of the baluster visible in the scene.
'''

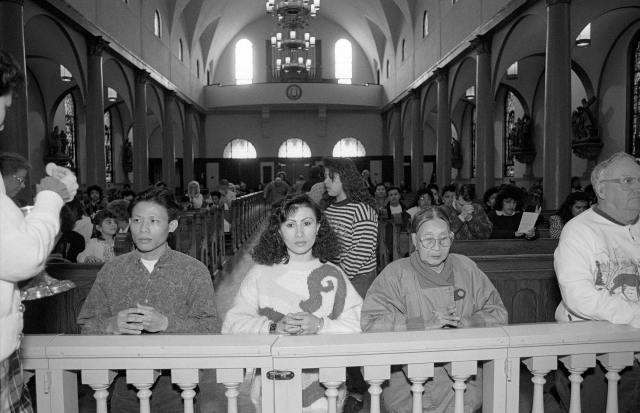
[407,363,433,413]
[127,369,160,413]
[217,368,244,413]
[598,353,634,413]
[171,369,200,413]
[444,361,477,413]
[523,356,557,413]
[561,354,596,413]
[364,365,390,413]
[320,367,345,413]
[82,370,117,413]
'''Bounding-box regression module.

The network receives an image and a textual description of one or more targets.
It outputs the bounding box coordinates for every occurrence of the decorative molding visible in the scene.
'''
[164,90,177,103]
[87,36,109,57]
[184,103,194,114]
[471,35,492,55]
[547,0,571,5]
[135,69,150,85]
[434,68,448,83]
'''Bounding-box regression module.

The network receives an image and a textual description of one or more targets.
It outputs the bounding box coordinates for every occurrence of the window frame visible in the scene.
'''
[235,39,254,85]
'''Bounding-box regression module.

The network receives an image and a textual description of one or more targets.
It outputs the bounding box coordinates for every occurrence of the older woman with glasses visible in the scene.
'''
[361,206,507,413]
[0,152,29,200]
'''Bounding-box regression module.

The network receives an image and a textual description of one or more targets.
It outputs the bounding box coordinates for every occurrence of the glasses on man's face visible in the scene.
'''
[418,236,453,250]
[13,175,25,185]
[599,177,640,191]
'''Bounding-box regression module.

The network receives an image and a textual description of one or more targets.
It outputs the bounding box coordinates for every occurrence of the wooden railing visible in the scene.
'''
[22,321,640,413]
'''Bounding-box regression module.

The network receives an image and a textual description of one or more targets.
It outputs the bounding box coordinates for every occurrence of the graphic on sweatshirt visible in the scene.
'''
[299,264,347,319]
[594,250,640,302]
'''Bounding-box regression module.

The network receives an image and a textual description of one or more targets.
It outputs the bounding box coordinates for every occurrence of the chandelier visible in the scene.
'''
[266,0,320,77]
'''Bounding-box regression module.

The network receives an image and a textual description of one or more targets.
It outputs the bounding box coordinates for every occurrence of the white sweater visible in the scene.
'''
[0,173,63,361]
[554,207,640,327]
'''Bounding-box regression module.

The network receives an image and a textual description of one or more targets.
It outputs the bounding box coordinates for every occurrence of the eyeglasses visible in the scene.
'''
[599,177,640,191]
[13,175,25,185]
[418,236,453,249]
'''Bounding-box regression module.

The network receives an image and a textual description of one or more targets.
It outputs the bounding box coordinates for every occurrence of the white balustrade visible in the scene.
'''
[20,321,640,413]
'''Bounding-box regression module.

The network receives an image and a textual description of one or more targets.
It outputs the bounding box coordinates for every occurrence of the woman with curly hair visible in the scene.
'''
[223,193,363,413]
[487,185,544,240]
[548,192,591,238]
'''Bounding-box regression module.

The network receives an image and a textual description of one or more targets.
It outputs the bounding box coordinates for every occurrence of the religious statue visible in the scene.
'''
[571,96,603,162]
[48,126,61,156]
[451,137,463,170]
[59,130,69,156]
[122,139,133,174]
[511,114,532,151]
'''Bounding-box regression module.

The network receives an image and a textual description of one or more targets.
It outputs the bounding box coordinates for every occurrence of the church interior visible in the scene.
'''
[2,0,640,412]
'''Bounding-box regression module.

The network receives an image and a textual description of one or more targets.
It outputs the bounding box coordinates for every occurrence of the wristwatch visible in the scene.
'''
[269,321,277,334]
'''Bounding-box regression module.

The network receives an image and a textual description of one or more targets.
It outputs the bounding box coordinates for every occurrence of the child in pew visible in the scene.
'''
[77,209,118,263]
[222,193,363,413]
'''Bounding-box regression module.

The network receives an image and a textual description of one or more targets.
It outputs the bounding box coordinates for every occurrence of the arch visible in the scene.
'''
[278,139,312,158]
[333,138,366,157]
[423,11,429,38]
[449,56,477,111]
[223,139,257,158]
[154,10,162,38]
[235,39,253,85]
[103,57,134,120]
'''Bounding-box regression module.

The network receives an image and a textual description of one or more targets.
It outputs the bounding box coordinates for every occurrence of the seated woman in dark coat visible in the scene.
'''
[487,185,544,240]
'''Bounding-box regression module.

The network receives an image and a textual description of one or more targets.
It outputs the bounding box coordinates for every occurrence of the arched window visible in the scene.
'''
[63,93,77,170]
[423,11,429,38]
[223,139,257,159]
[332,138,366,157]
[386,60,390,79]
[278,139,311,158]
[196,60,200,78]
[401,39,406,61]
[104,111,113,183]
[504,91,524,177]
[632,36,640,157]
[154,10,162,38]
[335,39,352,84]
[178,39,183,61]
[235,39,253,85]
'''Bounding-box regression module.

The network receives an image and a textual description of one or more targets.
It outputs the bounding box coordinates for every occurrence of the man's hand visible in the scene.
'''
[43,164,78,202]
[108,308,145,335]
[135,303,169,332]
[459,204,475,221]
[426,304,460,329]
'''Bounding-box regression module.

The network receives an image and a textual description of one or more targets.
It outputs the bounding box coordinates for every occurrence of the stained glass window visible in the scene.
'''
[104,111,113,183]
[63,94,77,170]
[335,39,352,84]
[223,139,257,159]
[332,138,366,157]
[505,91,516,177]
[472,107,477,178]
[632,37,640,157]
[278,139,311,158]
[235,39,253,85]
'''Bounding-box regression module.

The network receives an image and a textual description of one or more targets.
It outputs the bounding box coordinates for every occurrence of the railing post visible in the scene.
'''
[444,361,477,413]
[407,363,434,413]
[171,368,200,413]
[81,370,117,413]
[319,367,346,413]
[127,369,160,413]
[598,352,635,413]
[523,356,557,413]
[364,365,390,413]
[217,368,244,413]
[560,354,596,413]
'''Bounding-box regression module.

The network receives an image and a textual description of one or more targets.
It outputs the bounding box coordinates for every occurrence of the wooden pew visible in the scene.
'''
[449,238,558,256]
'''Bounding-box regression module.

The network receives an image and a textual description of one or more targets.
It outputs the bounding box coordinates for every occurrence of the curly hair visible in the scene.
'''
[320,157,374,209]
[107,199,130,223]
[251,193,341,265]
[555,192,591,226]
[482,186,501,210]
[87,184,103,198]
[0,51,25,97]
[494,185,525,213]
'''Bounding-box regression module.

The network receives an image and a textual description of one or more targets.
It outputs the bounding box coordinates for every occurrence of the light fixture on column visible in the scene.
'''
[576,23,591,47]
[107,87,117,102]
[60,65,72,82]
[507,61,518,80]
[466,86,475,100]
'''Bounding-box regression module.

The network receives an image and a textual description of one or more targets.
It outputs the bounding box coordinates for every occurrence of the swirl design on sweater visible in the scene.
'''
[299,264,347,320]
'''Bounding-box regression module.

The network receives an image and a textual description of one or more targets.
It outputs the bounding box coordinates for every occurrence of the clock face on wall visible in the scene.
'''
[286,85,302,100]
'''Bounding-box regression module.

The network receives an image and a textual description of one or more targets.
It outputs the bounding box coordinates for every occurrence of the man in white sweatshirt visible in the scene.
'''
[0,51,78,413]
[553,152,640,413]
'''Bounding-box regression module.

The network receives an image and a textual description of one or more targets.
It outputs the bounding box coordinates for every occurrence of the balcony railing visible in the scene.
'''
[21,321,640,413]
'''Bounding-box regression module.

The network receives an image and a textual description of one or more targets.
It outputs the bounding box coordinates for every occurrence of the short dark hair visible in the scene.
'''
[129,188,180,221]
[121,189,135,199]
[494,185,525,212]
[87,185,103,198]
[211,190,222,198]
[0,152,30,176]
[309,165,322,179]
[200,188,210,197]
[67,197,87,218]
[59,204,77,233]
[155,181,167,188]
[107,199,130,223]
[374,183,387,195]
[455,184,476,202]
[442,184,457,196]
[387,186,401,195]
[0,51,25,97]
[91,209,117,240]
[426,183,439,193]
[482,186,501,207]
[251,193,341,265]
[555,191,591,225]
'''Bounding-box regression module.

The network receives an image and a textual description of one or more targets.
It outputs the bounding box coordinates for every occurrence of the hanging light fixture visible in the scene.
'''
[107,87,117,102]
[60,65,72,82]
[507,61,518,80]
[576,23,591,47]
[466,86,475,100]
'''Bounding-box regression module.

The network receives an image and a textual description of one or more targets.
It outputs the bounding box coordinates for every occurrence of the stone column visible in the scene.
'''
[543,0,572,210]
[435,68,451,187]
[471,34,494,196]
[0,0,30,198]
[199,113,207,161]
[133,69,150,192]
[183,104,194,188]
[86,35,109,189]
[409,89,424,192]
[391,104,403,186]
[162,90,177,192]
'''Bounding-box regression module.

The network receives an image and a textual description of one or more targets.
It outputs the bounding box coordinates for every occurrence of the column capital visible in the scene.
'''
[135,69,151,85]
[408,88,420,100]
[164,90,177,103]
[434,68,448,83]
[0,0,25,6]
[87,36,109,57]
[547,0,570,5]
[471,34,492,55]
